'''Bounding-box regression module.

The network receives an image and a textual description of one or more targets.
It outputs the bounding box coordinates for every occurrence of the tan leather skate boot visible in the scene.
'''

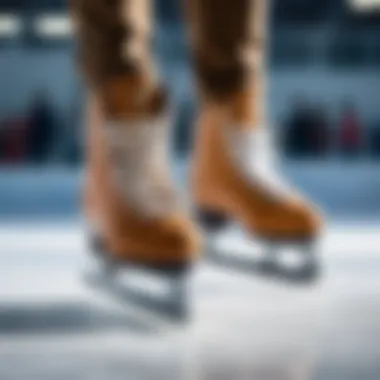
[192,92,322,243]
[84,80,200,274]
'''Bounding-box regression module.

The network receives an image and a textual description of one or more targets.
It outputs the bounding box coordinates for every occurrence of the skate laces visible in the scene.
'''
[104,114,177,217]
[226,125,293,199]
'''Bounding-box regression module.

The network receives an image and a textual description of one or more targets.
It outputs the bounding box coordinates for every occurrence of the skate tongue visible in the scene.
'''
[226,126,294,199]
[104,114,178,217]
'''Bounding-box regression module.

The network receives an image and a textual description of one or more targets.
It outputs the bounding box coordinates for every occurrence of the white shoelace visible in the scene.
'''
[104,114,177,217]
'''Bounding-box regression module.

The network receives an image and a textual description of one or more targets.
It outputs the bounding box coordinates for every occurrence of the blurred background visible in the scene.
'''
[0,1,380,380]
[0,0,380,220]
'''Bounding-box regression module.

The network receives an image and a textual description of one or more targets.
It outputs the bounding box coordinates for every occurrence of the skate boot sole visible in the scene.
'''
[197,207,317,243]
[89,234,192,277]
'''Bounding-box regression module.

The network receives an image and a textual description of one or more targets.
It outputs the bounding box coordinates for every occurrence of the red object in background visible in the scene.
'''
[339,111,361,150]
[0,117,30,164]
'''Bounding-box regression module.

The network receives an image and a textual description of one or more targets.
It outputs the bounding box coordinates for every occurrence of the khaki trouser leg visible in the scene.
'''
[186,0,268,124]
[70,0,164,118]
[71,0,267,121]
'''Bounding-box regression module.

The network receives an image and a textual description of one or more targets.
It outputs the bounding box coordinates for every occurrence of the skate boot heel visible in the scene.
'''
[196,208,229,233]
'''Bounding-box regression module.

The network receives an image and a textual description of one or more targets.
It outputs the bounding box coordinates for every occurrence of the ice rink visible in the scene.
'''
[0,166,379,380]
[0,219,379,380]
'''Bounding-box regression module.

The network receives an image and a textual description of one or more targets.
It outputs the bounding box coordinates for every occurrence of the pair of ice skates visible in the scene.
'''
[84,88,322,319]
